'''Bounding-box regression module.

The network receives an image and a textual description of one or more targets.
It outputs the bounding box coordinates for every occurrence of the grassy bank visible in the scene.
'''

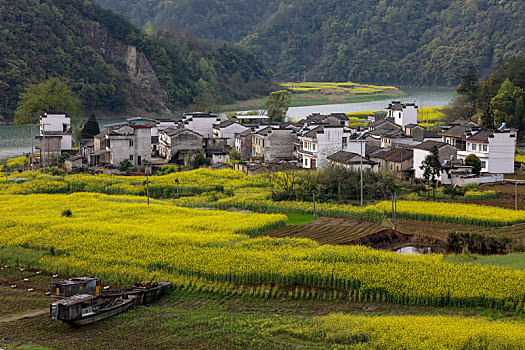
[218,81,402,112]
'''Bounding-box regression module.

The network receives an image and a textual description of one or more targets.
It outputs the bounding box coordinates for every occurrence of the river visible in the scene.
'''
[0,88,454,161]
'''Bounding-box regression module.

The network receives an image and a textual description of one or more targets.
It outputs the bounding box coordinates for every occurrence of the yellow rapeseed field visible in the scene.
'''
[2,193,525,311]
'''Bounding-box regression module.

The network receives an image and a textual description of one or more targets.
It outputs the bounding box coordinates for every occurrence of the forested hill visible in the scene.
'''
[0,0,274,121]
[97,0,525,86]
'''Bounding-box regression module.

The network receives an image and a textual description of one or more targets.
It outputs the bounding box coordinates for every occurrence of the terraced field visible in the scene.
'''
[262,217,416,248]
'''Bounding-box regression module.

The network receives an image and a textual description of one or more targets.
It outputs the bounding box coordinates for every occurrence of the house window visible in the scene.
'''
[129,155,134,161]
[129,140,134,147]
[342,137,347,145]
[481,161,486,169]
[483,145,487,152]
[313,144,316,151]
[138,156,142,165]
[472,143,476,151]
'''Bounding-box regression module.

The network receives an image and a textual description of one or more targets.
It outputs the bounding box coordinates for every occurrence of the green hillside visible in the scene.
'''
[0,0,274,121]
[97,0,525,86]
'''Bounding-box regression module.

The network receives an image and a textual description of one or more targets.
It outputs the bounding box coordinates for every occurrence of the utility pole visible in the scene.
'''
[360,136,364,207]
[514,174,518,210]
[30,124,35,174]
[176,178,180,198]
[312,192,316,220]
[145,175,150,206]
[42,121,46,174]
[426,110,429,131]
[391,192,397,230]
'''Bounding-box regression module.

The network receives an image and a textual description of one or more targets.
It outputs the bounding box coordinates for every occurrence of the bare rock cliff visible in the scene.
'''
[79,19,170,115]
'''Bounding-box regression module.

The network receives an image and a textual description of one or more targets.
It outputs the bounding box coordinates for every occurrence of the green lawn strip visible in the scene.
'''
[285,214,315,226]
[218,91,401,112]
[445,253,525,270]
[2,288,525,350]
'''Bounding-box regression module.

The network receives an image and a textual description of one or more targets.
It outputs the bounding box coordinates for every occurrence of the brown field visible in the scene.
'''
[262,217,443,249]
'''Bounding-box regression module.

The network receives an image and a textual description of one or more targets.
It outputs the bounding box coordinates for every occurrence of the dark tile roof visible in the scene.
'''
[302,125,324,138]
[440,125,474,137]
[236,129,253,137]
[254,126,273,137]
[465,129,492,142]
[164,127,202,137]
[404,123,421,129]
[415,140,451,151]
[213,120,237,129]
[373,148,413,162]
[327,151,375,165]
[365,144,382,156]
[386,101,418,111]
[423,130,440,138]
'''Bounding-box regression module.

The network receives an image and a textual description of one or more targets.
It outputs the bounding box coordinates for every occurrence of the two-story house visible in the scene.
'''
[234,129,253,161]
[158,127,204,165]
[298,125,353,169]
[91,125,152,169]
[413,140,458,179]
[371,148,413,178]
[182,112,221,138]
[439,120,480,150]
[252,127,297,162]
[457,128,517,173]
[385,101,418,130]
[212,121,249,147]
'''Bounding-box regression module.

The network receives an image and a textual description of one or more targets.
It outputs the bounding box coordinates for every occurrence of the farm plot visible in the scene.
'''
[262,217,435,249]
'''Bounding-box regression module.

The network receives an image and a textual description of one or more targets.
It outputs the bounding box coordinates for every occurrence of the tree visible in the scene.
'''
[14,78,82,125]
[465,154,482,175]
[420,146,442,201]
[186,150,209,169]
[81,113,101,139]
[457,65,480,102]
[490,78,519,128]
[266,90,291,122]
[118,159,133,172]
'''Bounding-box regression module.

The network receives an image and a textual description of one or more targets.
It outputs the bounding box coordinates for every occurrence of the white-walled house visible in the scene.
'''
[298,125,353,169]
[252,127,297,162]
[182,112,221,138]
[92,125,152,169]
[40,112,72,151]
[212,120,249,147]
[326,151,378,172]
[413,140,458,179]
[385,101,418,130]
[457,128,517,173]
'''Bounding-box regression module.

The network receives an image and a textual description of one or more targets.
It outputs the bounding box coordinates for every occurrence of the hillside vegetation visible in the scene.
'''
[97,0,525,86]
[0,0,274,120]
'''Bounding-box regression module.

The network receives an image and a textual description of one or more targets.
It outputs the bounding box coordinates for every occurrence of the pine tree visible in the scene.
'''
[81,113,101,139]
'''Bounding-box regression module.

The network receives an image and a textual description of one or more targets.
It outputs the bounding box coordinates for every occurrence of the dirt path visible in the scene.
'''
[0,308,48,323]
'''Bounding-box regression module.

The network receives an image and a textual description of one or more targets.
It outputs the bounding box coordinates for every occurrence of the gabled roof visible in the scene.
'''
[236,129,253,138]
[386,101,417,111]
[212,120,238,129]
[404,123,422,129]
[415,140,451,151]
[163,127,202,137]
[302,125,324,138]
[465,129,492,143]
[440,125,476,137]
[372,148,413,162]
[327,151,375,165]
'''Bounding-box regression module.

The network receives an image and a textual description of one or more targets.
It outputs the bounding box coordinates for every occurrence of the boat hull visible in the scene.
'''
[64,298,134,326]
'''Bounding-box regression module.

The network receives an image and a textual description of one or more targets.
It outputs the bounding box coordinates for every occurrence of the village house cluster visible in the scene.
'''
[38,101,518,185]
